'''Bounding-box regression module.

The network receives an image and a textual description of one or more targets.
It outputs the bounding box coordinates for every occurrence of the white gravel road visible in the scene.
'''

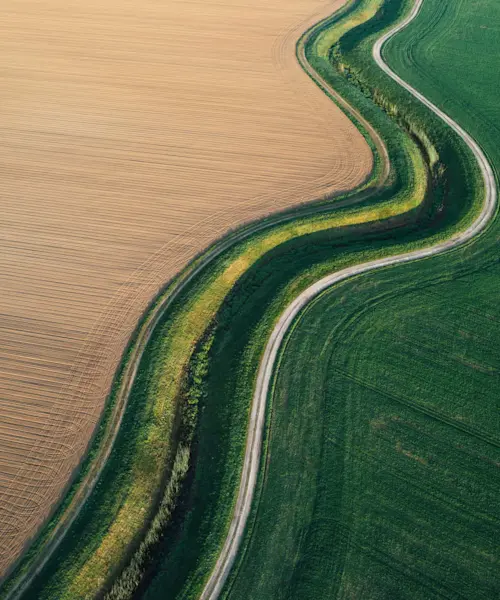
[198,1,497,598]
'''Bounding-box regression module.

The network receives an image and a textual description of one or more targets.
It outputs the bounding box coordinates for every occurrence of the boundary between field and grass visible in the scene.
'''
[197,0,497,598]
[3,0,490,598]
[0,6,393,599]
[96,2,434,596]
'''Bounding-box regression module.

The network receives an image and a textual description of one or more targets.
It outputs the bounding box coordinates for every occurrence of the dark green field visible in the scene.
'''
[226,268,500,599]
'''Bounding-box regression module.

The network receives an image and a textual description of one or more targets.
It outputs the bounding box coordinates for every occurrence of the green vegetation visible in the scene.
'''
[105,328,214,600]
[6,0,495,598]
[15,134,430,597]
[226,266,500,599]
[136,2,492,599]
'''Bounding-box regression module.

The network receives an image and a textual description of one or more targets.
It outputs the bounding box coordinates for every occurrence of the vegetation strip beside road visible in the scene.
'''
[4,0,491,597]
[198,0,497,598]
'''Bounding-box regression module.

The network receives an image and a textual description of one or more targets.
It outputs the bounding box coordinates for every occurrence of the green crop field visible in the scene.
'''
[224,271,500,599]
[7,0,498,599]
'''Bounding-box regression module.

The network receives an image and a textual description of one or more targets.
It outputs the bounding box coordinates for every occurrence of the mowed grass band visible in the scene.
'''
[3,0,493,598]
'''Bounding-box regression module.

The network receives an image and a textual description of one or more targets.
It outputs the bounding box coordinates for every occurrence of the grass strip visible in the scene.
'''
[137,1,484,599]
[6,0,485,597]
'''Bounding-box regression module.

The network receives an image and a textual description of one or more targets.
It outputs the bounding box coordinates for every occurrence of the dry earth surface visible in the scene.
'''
[0,0,370,576]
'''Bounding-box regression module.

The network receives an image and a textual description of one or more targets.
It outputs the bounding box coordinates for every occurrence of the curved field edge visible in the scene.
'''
[0,137,386,597]
[72,0,486,596]
[1,1,396,591]
[0,2,393,596]
[3,0,487,598]
[136,1,487,599]
[222,1,500,597]
[203,0,496,596]
[6,118,410,600]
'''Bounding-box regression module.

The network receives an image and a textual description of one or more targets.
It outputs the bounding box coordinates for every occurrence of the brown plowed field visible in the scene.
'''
[0,0,371,575]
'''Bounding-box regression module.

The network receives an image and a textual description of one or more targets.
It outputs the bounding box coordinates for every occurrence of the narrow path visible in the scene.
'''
[198,1,497,598]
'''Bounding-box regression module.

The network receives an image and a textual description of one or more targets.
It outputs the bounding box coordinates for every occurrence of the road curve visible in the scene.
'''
[199,1,498,598]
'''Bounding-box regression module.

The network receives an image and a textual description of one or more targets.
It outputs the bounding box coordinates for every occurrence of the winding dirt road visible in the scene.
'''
[198,1,498,598]
[7,0,496,597]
